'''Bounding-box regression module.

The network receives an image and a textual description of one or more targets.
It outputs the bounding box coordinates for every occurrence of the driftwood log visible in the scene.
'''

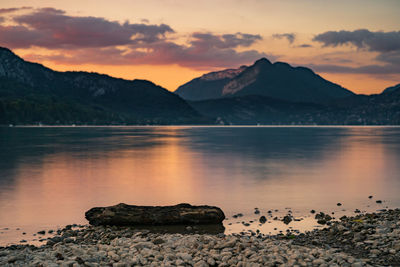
[85,203,225,226]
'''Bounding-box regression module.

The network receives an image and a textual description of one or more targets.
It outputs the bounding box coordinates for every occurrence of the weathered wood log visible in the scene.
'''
[85,203,225,226]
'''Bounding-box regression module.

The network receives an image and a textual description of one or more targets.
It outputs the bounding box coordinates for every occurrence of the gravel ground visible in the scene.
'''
[0,209,399,266]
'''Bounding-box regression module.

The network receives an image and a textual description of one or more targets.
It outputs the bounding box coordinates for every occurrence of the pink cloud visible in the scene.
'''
[2,7,267,69]
[0,7,173,49]
[0,7,32,14]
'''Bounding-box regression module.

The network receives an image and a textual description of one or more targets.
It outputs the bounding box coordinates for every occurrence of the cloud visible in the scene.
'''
[375,51,400,66]
[313,29,400,53]
[0,7,267,69]
[308,63,400,75]
[311,29,400,75]
[0,7,32,14]
[0,7,174,49]
[297,44,313,48]
[26,32,268,69]
[272,33,296,44]
[188,32,262,50]
[134,34,268,69]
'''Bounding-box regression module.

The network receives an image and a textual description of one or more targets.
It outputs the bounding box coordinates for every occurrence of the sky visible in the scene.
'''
[0,0,399,94]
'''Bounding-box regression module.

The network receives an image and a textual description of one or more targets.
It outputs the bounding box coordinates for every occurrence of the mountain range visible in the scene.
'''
[0,46,399,125]
[0,47,207,125]
[176,59,399,125]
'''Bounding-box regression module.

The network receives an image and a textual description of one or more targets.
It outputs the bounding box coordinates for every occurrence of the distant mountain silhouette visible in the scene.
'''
[175,58,355,103]
[189,84,400,125]
[1,47,398,125]
[383,83,400,94]
[0,47,208,125]
[189,95,324,125]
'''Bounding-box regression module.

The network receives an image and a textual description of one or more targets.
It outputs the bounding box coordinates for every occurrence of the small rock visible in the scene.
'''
[75,257,85,264]
[152,238,165,245]
[177,252,192,261]
[259,216,267,224]
[282,215,292,225]
[207,258,216,265]
[194,260,208,267]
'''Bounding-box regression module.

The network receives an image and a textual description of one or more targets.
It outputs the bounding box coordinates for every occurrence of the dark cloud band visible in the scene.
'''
[1,7,266,69]
[0,8,173,48]
[312,29,400,74]
[313,29,400,53]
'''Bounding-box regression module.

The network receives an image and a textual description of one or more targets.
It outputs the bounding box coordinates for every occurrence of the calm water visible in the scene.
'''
[1,126,400,245]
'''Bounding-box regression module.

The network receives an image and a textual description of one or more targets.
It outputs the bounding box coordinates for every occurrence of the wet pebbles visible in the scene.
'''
[0,209,399,266]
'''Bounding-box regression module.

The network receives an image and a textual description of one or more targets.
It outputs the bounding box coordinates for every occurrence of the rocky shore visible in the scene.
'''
[1,209,399,266]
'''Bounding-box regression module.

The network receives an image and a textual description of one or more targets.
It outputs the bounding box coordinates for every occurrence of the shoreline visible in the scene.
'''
[4,124,400,128]
[1,209,399,266]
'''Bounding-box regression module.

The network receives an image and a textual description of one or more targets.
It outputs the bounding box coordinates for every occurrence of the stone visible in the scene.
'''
[55,253,64,260]
[177,252,192,261]
[194,260,208,267]
[61,262,75,267]
[152,238,165,245]
[259,216,267,224]
[85,203,225,226]
[207,257,216,265]
[282,216,292,225]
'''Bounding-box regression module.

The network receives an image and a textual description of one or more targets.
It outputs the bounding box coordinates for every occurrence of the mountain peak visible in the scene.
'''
[199,65,247,81]
[175,57,354,102]
[0,47,13,54]
[254,57,272,66]
[0,47,20,61]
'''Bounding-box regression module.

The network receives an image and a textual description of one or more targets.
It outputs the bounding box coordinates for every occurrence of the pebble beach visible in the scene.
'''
[1,209,399,267]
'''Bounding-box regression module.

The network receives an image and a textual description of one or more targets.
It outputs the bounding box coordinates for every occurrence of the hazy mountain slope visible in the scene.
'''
[189,95,323,124]
[0,47,206,125]
[383,83,400,94]
[174,66,246,101]
[189,84,400,125]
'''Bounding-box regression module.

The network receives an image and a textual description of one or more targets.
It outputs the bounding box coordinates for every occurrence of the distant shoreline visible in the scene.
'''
[3,124,400,128]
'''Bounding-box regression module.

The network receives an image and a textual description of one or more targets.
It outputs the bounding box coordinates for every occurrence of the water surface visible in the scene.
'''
[1,126,400,245]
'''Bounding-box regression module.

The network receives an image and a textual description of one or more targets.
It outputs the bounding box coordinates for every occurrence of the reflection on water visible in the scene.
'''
[1,126,400,245]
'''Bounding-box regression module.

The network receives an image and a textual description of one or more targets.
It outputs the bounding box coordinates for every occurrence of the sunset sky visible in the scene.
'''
[0,0,399,94]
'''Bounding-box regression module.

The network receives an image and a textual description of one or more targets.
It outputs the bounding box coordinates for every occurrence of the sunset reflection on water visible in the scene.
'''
[1,126,400,245]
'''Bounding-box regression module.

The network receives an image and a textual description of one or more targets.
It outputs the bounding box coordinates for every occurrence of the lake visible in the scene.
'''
[1,126,400,246]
